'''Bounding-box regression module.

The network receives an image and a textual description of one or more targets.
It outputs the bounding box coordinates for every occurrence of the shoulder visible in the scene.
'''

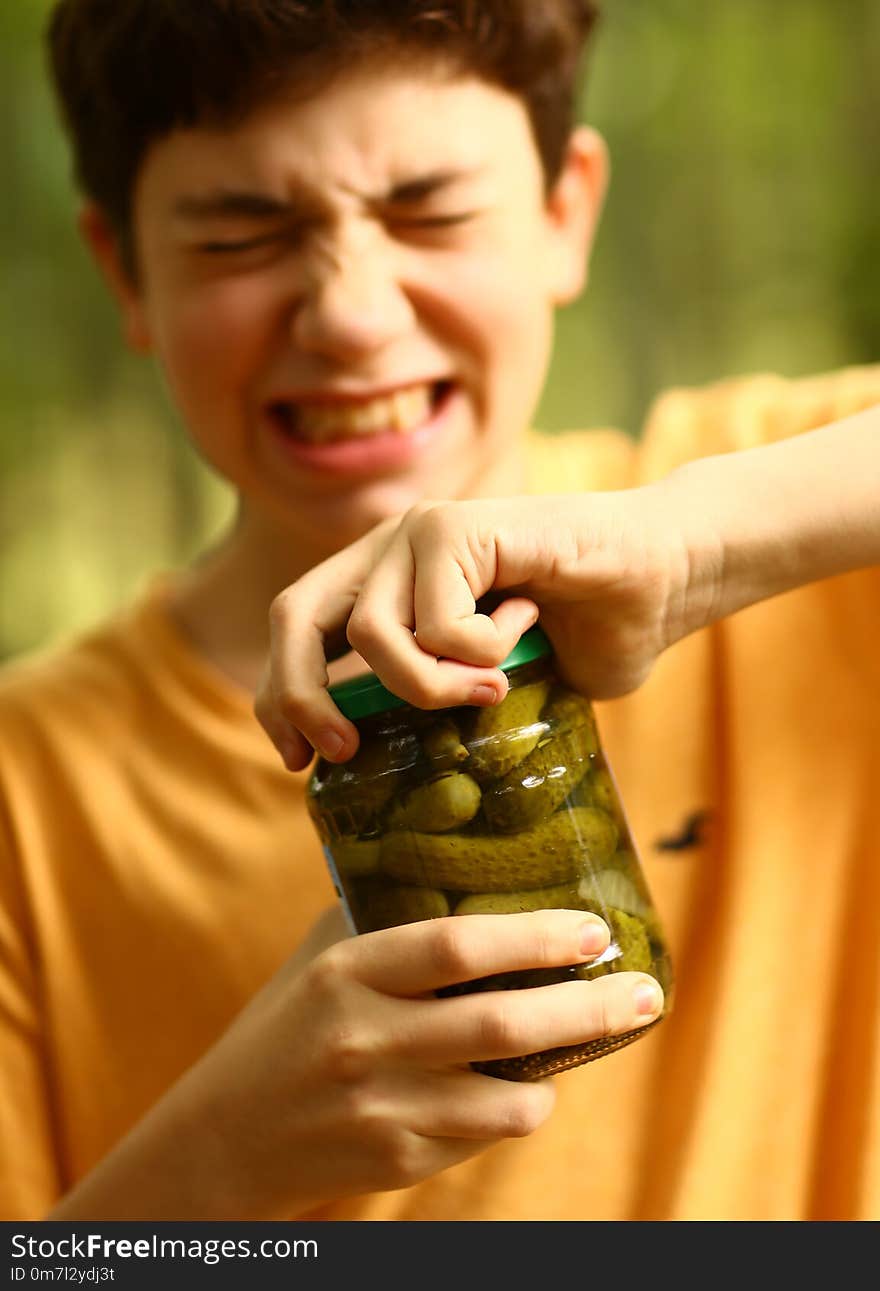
[525,361,880,492]
[0,599,151,753]
[637,362,880,476]
[524,426,637,493]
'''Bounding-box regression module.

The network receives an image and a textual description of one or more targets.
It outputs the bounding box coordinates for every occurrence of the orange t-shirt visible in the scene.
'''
[1,364,879,1221]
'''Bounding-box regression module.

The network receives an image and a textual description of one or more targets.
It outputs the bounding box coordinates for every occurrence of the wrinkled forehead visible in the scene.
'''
[137,65,540,208]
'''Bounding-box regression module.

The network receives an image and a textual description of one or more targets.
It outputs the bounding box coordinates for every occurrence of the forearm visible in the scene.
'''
[671,404,880,634]
[45,910,352,1222]
[45,1061,290,1221]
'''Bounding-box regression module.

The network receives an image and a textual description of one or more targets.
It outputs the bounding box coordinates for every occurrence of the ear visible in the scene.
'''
[77,204,153,353]
[543,125,609,305]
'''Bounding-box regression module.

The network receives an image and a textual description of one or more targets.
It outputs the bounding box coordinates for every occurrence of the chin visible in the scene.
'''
[332,477,447,532]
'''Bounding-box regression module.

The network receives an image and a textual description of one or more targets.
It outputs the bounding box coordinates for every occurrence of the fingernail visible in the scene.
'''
[317,729,345,759]
[471,685,499,705]
[633,981,663,1018]
[579,921,607,957]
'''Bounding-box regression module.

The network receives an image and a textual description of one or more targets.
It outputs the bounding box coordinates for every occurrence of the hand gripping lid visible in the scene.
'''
[328,624,553,721]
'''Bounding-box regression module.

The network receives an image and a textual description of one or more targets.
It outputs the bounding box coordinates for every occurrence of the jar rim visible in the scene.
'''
[328,624,553,720]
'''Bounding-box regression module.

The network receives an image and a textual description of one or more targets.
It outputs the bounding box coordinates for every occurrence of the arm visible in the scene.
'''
[670,402,880,628]
[255,405,880,767]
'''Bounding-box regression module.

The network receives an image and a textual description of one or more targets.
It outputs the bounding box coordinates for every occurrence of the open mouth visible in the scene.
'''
[268,380,453,444]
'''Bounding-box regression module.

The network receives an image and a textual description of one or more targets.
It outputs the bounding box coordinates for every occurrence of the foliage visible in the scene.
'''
[1,0,877,657]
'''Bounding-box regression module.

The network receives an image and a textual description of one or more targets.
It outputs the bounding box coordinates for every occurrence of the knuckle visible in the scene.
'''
[325,1025,375,1085]
[421,499,459,534]
[345,606,383,655]
[404,499,440,527]
[425,919,473,985]
[477,998,521,1056]
[588,979,614,1038]
[327,1093,417,1192]
[499,1091,547,1140]
[275,685,310,725]
[303,943,349,1004]
[268,588,297,630]
[397,672,445,710]
[381,1130,428,1189]
[523,915,558,969]
[251,689,270,728]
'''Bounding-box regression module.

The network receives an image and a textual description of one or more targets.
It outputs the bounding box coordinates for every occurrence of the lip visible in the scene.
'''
[262,380,458,478]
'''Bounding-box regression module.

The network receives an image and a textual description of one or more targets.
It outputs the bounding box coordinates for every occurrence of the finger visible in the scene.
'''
[397,1069,557,1141]
[346,539,509,710]
[253,660,315,771]
[413,593,541,675]
[267,582,361,762]
[410,516,540,666]
[347,537,538,710]
[266,528,395,762]
[344,909,610,995]
[394,972,664,1066]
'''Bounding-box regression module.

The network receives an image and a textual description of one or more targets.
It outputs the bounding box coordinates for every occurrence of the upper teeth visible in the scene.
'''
[290,384,434,443]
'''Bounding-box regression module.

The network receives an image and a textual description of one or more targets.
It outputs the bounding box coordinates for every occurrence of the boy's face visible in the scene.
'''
[90,64,606,557]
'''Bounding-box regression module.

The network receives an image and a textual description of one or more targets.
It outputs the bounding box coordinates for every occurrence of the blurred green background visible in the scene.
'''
[1,0,878,661]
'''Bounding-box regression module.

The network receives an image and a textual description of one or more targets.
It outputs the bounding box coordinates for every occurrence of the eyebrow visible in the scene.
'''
[172,169,484,222]
[172,190,314,222]
[379,168,483,204]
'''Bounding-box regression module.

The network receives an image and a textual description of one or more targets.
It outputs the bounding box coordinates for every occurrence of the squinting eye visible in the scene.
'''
[196,233,287,255]
[388,212,479,230]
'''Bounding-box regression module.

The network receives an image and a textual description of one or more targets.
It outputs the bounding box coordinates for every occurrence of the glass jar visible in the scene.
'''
[307,626,673,1081]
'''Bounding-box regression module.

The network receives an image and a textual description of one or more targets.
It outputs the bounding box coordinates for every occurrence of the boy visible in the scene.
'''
[1,0,878,1221]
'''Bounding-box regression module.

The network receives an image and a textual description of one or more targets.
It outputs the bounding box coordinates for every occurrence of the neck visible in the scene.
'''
[166,511,334,696]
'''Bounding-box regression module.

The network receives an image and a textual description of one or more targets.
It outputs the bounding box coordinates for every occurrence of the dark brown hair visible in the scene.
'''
[47,1,600,264]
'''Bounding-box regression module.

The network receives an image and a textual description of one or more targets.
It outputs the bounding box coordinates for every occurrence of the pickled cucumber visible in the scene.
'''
[327,835,382,877]
[466,679,551,780]
[481,734,589,832]
[380,804,617,892]
[588,766,627,831]
[421,718,469,770]
[360,882,450,929]
[311,734,419,834]
[454,877,601,916]
[543,689,600,754]
[387,772,482,832]
[480,691,598,832]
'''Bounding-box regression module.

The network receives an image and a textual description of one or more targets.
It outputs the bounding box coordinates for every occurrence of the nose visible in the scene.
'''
[291,229,416,362]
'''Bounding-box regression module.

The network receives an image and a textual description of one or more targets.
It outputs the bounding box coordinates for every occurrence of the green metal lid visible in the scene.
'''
[329,623,553,720]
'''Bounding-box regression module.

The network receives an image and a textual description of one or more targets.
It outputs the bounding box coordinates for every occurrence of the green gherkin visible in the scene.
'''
[542,690,600,752]
[359,882,450,930]
[481,690,599,832]
[588,765,628,831]
[420,718,469,770]
[387,772,482,832]
[380,804,617,892]
[326,835,382,877]
[310,734,419,835]
[466,679,552,780]
[453,877,601,916]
